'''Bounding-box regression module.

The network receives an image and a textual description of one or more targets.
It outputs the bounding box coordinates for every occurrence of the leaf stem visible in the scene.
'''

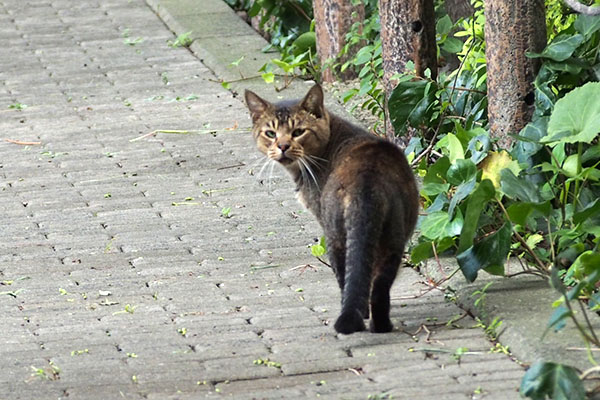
[578,299,600,347]
[496,200,549,273]
[562,290,598,349]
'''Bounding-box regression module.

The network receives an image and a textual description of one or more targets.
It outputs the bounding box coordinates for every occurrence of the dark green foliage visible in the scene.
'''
[520,361,585,400]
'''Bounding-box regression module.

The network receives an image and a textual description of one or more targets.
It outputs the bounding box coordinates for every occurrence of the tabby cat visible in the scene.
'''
[244,84,419,334]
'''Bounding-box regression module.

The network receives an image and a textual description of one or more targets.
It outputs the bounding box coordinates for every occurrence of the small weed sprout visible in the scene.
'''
[168,31,193,48]
[253,358,281,369]
[71,349,89,356]
[452,347,469,362]
[113,304,137,315]
[8,103,27,110]
[221,207,232,218]
[124,37,144,46]
[30,361,60,381]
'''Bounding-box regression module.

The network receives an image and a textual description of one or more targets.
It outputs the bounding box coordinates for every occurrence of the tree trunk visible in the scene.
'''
[484,1,546,149]
[379,0,437,138]
[443,0,474,71]
[313,0,364,82]
[445,0,474,22]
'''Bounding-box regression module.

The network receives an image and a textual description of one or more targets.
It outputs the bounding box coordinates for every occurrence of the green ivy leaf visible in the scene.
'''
[573,198,600,224]
[408,83,436,128]
[447,159,477,186]
[448,177,476,219]
[261,72,275,84]
[574,14,600,39]
[520,361,585,400]
[512,117,547,165]
[544,58,586,75]
[421,182,450,196]
[436,15,453,36]
[410,237,455,264]
[310,236,326,258]
[388,79,436,135]
[467,135,491,165]
[500,169,543,203]
[456,222,510,283]
[544,305,570,336]
[567,250,600,282]
[506,201,551,227]
[480,151,520,189]
[247,1,262,18]
[423,156,451,185]
[528,34,585,62]
[581,143,600,163]
[436,133,465,163]
[442,37,464,54]
[420,211,450,240]
[457,179,496,254]
[292,32,315,55]
[543,82,600,145]
[354,45,374,65]
[271,59,294,74]
[533,66,557,115]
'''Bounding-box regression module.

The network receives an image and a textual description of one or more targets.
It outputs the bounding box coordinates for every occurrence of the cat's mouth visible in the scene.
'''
[278,155,295,165]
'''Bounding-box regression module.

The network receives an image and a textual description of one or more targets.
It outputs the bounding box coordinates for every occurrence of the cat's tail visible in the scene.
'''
[333,187,385,334]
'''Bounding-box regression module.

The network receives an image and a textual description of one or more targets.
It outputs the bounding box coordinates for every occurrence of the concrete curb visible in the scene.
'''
[422,259,599,373]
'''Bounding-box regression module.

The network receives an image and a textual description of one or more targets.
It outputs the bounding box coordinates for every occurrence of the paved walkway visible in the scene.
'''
[0,0,526,399]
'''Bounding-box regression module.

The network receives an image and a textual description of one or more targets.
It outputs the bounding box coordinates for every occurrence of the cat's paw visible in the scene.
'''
[369,318,393,333]
[334,310,366,334]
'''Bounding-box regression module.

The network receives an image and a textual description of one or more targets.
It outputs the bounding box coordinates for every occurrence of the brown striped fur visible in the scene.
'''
[245,84,419,334]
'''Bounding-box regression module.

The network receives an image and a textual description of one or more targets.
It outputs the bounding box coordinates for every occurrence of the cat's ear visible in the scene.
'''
[245,90,272,122]
[300,84,325,119]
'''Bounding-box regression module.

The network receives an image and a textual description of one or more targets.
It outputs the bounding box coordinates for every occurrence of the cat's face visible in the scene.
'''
[244,84,331,168]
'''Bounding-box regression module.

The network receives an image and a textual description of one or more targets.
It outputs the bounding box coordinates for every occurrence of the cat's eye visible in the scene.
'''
[264,130,276,139]
[292,129,305,138]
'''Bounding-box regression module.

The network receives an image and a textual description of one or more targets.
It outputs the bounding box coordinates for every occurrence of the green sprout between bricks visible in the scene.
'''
[253,358,281,369]
[168,31,193,48]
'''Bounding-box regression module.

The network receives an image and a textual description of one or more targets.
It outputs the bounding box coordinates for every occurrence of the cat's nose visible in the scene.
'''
[278,143,290,153]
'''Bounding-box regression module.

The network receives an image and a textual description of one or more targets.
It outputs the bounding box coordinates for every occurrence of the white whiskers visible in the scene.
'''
[303,154,327,171]
[253,156,277,194]
[298,158,320,190]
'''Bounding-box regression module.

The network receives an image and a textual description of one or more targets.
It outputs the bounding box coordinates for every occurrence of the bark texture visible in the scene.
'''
[314,0,364,82]
[484,1,546,149]
[445,0,474,22]
[379,0,437,91]
[378,0,437,137]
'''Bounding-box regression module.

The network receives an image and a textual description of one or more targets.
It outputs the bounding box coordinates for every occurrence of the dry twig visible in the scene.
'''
[4,139,41,145]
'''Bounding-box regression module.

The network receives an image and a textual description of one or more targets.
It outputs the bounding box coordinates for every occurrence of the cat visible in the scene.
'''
[244,84,419,334]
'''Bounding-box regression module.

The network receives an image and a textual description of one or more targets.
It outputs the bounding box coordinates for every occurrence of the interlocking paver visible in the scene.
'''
[0,0,530,398]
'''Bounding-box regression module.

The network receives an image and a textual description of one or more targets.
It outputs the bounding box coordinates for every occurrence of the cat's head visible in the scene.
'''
[244,84,330,168]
